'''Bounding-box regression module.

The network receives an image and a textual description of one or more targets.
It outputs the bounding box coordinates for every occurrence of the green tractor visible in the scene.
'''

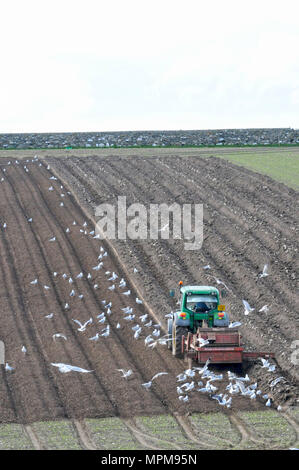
[168,284,229,357]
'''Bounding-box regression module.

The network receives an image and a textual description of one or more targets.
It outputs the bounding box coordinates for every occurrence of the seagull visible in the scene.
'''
[177,373,188,382]
[49,237,56,242]
[30,279,38,285]
[181,381,195,392]
[70,289,75,297]
[116,323,121,329]
[142,372,168,390]
[101,325,110,337]
[53,333,67,341]
[260,358,275,371]
[198,338,210,347]
[45,313,54,319]
[51,363,93,373]
[119,279,126,288]
[139,314,148,323]
[152,329,160,338]
[229,321,242,328]
[197,359,210,375]
[132,324,141,331]
[48,186,54,191]
[265,398,271,407]
[259,305,269,313]
[66,228,70,233]
[259,264,269,278]
[123,290,131,296]
[144,320,153,328]
[242,300,255,315]
[164,313,173,318]
[5,363,14,372]
[64,303,70,310]
[89,333,100,341]
[270,377,285,388]
[124,314,135,321]
[133,268,138,273]
[93,262,103,271]
[197,387,210,393]
[184,369,195,378]
[108,284,115,291]
[98,316,106,324]
[141,381,152,390]
[203,265,211,270]
[76,272,83,279]
[235,374,250,382]
[122,307,133,314]
[144,335,154,346]
[72,318,93,332]
[117,369,133,379]
[178,395,189,402]
[211,276,232,292]
[28,218,33,223]
[21,346,27,354]
[212,394,228,406]
[136,297,143,304]
[151,372,168,381]
[53,272,58,277]
[134,327,142,339]
[108,272,118,281]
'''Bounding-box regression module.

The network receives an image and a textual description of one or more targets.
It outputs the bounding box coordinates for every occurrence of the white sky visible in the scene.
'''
[0,0,298,132]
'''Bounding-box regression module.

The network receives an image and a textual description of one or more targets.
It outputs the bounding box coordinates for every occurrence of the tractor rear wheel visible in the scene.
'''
[172,322,188,358]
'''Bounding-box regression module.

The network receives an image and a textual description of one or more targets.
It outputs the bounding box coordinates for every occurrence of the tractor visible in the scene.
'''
[167,283,274,365]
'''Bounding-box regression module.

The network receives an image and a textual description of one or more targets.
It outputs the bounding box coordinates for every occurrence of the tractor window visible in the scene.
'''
[185,294,218,312]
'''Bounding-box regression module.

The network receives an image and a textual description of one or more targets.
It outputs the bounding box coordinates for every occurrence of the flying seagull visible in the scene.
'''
[53,333,67,341]
[51,363,93,373]
[72,318,93,332]
[259,264,269,278]
[117,369,133,379]
[242,300,255,315]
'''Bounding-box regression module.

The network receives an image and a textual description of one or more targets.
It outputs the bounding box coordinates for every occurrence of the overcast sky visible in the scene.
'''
[0,0,298,133]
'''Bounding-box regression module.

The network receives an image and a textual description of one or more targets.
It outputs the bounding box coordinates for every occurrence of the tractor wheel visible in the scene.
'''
[167,318,173,350]
[172,322,188,358]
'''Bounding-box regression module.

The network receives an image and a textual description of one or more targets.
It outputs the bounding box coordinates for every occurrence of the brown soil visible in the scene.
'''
[0,154,297,424]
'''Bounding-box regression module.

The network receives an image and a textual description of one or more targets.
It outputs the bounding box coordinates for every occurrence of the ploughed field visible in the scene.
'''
[0,152,298,449]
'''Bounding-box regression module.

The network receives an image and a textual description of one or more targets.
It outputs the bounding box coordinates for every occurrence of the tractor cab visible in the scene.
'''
[168,284,229,357]
[180,286,220,327]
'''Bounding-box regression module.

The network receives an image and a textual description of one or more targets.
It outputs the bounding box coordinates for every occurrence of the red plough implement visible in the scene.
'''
[182,328,275,365]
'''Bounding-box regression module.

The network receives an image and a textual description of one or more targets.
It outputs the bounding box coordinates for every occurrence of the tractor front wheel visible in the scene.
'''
[172,322,188,358]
